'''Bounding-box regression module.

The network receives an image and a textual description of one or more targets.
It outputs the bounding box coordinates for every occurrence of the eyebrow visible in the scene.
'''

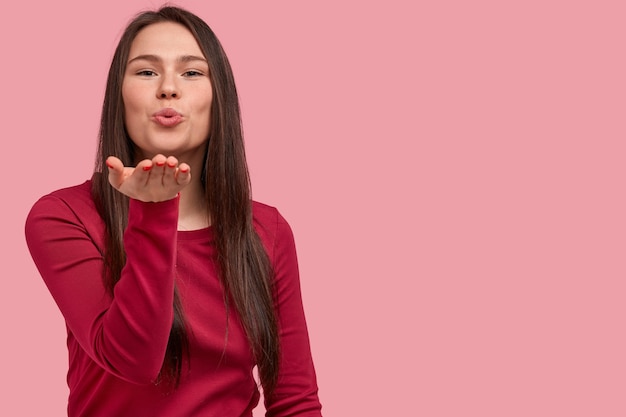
[127,54,208,65]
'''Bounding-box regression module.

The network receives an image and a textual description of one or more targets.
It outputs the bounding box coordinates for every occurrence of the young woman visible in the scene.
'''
[25,6,322,417]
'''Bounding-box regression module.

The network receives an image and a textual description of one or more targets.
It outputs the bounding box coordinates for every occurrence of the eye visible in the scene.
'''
[183,70,203,77]
[136,70,157,76]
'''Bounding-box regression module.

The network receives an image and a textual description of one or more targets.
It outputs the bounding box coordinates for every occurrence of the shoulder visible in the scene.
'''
[25,180,104,247]
[30,180,93,206]
[252,200,280,226]
[49,180,93,203]
[251,201,296,259]
[27,180,96,221]
[252,200,292,233]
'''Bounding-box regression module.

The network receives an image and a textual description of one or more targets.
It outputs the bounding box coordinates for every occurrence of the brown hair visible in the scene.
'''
[91,5,280,395]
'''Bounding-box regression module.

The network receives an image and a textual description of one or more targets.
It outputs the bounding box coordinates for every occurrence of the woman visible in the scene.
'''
[25,6,322,417]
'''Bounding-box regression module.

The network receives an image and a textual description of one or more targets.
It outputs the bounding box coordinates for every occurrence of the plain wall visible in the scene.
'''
[2,0,625,415]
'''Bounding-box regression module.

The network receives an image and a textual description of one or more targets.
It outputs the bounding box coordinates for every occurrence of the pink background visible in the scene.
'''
[2,0,625,415]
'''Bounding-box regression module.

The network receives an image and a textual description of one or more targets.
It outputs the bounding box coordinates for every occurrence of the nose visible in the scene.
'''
[157,75,179,99]
[158,89,178,99]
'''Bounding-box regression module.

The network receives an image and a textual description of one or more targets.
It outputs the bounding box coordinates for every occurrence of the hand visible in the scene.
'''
[106,154,192,202]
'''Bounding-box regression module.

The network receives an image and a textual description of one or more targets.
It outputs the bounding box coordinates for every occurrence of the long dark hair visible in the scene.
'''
[91,6,280,395]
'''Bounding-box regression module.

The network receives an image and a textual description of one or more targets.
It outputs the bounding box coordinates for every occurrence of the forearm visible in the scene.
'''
[26,194,179,384]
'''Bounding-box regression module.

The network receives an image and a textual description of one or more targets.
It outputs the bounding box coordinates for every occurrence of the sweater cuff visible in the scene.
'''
[128,195,179,230]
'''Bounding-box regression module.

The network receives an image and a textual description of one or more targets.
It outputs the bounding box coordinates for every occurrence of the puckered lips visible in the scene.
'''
[152,108,183,127]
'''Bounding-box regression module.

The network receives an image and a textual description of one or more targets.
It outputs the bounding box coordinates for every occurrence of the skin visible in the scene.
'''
[106,22,213,228]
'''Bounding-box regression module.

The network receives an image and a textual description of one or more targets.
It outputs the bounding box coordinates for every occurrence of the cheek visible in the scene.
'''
[121,89,141,141]
[121,82,145,113]
[191,94,213,130]
[194,92,212,113]
[121,89,144,129]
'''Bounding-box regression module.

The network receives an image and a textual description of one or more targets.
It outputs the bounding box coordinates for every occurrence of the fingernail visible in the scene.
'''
[167,162,176,168]
[180,167,189,173]
[105,161,113,169]
[156,161,165,167]
[143,165,152,171]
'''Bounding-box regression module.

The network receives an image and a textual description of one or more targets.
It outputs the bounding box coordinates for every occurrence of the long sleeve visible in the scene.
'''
[25,190,179,385]
[263,211,323,417]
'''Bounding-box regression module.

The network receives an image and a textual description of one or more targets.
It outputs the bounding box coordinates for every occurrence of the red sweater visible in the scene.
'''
[25,181,322,417]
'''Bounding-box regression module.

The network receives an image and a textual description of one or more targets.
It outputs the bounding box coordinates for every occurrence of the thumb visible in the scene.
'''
[106,156,125,189]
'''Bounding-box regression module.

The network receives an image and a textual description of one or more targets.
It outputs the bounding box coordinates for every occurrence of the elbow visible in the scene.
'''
[124,373,161,386]
[95,338,168,386]
[123,360,163,385]
[104,356,165,386]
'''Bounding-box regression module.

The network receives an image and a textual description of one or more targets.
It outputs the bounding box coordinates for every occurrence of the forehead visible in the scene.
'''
[129,21,204,58]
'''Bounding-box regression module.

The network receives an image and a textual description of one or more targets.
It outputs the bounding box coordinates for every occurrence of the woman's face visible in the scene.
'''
[122,22,213,162]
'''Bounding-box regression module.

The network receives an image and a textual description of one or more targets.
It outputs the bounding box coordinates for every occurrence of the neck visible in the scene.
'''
[177,158,210,231]
[174,145,210,231]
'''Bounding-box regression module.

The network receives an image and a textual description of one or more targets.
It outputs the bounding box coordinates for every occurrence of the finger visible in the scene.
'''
[152,154,167,167]
[149,154,167,184]
[134,159,154,186]
[106,156,123,169]
[106,156,125,189]
[163,156,179,185]
[175,163,192,186]
[166,156,179,167]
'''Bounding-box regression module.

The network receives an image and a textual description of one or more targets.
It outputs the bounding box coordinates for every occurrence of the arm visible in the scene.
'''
[265,212,323,417]
[25,154,189,384]
[25,193,179,384]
